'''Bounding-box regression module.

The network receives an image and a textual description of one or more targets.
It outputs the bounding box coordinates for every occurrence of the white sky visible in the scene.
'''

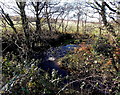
[0,0,86,15]
[0,0,107,22]
[0,0,75,3]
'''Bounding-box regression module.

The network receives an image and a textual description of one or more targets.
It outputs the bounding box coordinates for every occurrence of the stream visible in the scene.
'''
[37,44,79,77]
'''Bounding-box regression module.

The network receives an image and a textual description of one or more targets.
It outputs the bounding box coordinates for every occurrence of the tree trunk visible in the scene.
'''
[35,2,42,34]
[45,3,52,32]
[17,2,30,49]
[100,2,116,37]
[77,13,80,32]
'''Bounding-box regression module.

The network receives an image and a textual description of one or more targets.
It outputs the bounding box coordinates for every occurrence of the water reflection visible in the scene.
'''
[38,44,79,77]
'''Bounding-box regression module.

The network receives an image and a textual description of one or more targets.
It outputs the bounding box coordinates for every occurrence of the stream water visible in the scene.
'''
[37,44,79,77]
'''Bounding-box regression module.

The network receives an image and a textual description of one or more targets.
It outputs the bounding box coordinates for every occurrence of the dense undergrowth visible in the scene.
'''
[1,0,120,94]
[2,28,120,95]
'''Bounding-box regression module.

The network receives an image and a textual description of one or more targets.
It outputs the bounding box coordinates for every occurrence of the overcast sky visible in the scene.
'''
[0,0,87,15]
[0,0,105,22]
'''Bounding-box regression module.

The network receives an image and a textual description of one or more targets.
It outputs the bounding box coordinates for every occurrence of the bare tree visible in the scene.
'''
[16,2,30,48]
[0,6,17,34]
[90,0,120,37]
[75,6,82,33]
[31,2,46,34]
[72,1,86,33]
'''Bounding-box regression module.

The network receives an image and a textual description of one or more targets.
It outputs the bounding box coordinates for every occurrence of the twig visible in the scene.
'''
[56,76,93,95]
[2,43,12,53]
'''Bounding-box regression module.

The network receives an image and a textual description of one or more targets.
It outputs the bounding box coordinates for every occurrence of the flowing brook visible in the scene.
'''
[34,44,79,77]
